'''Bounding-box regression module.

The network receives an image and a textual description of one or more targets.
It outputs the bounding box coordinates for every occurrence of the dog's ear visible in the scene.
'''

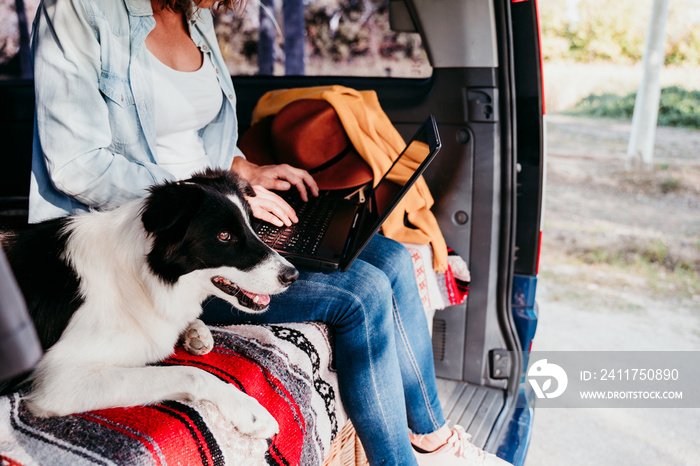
[188,169,255,198]
[141,183,204,235]
[236,176,256,198]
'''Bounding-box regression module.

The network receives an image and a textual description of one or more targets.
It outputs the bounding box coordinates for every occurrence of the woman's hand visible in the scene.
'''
[232,157,319,202]
[246,185,298,227]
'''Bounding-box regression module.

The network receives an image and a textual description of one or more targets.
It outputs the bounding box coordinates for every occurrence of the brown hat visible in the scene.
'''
[239,99,373,190]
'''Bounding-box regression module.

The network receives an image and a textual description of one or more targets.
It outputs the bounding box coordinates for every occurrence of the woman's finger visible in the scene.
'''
[249,198,289,226]
[276,164,319,202]
[237,161,320,202]
[249,203,284,227]
[253,185,297,221]
[249,186,298,225]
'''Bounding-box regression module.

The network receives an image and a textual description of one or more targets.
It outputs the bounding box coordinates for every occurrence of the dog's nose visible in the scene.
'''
[279,266,299,286]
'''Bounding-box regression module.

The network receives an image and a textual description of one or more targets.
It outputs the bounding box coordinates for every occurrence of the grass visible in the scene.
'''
[569,240,700,299]
[571,86,700,129]
[658,177,682,194]
[539,254,649,313]
[540,216,700,301]
[549,248,700,301]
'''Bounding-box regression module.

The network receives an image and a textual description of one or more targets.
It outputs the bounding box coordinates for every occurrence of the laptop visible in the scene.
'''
[253,115,441,272]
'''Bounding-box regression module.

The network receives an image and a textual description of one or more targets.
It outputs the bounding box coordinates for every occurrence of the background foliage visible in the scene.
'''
[213,0,428,76]
[539,0,700,66]
[572,86,700,128]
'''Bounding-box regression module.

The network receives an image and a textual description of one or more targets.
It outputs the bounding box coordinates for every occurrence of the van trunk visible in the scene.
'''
[231,0,544,459]
[0,0,544,463]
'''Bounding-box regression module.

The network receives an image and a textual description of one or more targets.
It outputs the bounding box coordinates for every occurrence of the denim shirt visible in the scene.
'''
[29,0,244,222]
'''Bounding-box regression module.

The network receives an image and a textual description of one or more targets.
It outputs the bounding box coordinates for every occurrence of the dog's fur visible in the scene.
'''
[1,169,298,438]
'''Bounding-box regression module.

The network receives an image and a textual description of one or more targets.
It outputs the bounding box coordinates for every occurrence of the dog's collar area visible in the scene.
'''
[211,276,271,311]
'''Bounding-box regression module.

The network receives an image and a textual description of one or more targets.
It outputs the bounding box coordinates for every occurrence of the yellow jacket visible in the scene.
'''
[251,85,448,272]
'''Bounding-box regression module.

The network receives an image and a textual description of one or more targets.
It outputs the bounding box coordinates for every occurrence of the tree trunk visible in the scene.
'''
[258,0,275,76]
[626,0,670,168]
[15,0,32,79]
[283,0,304,76]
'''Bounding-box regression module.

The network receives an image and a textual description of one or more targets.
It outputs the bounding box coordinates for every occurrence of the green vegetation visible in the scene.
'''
[213,0,428,76]
[572,239,700,299]
[539,0,700,66]
[658,177,682,194]
[572,86,700,129]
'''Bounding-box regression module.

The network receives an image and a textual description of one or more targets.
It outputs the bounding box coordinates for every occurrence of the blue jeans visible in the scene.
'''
[201,235,445,465]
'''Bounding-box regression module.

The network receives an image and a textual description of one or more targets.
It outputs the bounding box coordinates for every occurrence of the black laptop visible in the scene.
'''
[254,115,441,272]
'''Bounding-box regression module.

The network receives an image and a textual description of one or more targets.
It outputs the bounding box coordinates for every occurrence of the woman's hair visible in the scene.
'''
[152,0,248,18]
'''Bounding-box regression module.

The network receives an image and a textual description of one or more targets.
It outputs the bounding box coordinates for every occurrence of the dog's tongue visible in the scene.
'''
[241,289,271,306]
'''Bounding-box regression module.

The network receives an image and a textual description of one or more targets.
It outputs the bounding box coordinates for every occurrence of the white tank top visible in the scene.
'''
[148,49,223,180]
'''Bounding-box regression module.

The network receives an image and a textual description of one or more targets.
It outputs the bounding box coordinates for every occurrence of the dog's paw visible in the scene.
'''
[179,319,214,356]
[217,395,279,439]
[23,400,58,418]
[237,399,279,439]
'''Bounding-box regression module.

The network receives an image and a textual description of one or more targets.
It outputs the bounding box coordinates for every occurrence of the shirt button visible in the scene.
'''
[215,68,219,74]
[228,94,233,99]
[202,45,208,50]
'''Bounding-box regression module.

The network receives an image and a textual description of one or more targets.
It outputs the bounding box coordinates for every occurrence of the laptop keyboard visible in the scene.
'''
[254,191,339,255]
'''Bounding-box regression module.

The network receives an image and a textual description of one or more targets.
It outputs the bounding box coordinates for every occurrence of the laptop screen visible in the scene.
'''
[341,115,441,270]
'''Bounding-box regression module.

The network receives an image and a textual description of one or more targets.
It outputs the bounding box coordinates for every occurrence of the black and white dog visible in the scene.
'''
[1,169,298,438]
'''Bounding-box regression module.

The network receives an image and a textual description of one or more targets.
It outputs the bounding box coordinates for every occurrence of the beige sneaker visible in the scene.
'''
[413,425,512,466]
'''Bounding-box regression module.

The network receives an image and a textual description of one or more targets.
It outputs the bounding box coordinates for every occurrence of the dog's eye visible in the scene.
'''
[218,231,231,242]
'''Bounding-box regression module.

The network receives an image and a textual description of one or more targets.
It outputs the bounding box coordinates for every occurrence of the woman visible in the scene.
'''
[30,0,508,465]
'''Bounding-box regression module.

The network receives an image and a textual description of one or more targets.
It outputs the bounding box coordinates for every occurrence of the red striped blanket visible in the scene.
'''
[0,247,467,466]
[0,323,346,466]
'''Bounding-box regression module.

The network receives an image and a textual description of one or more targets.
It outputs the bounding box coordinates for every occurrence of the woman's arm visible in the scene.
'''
[33,0,175,210]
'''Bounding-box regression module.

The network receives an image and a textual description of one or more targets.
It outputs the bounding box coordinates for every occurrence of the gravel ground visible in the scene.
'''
[525,113,700,466]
